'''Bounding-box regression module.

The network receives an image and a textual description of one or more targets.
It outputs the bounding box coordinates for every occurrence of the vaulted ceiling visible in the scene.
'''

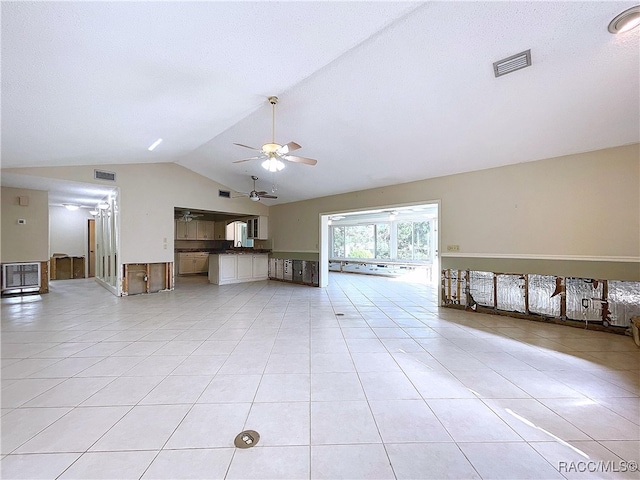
[2,2,638,205]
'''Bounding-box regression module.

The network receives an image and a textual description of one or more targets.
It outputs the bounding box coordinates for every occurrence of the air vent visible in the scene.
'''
[219,190,231,198]
[493,49,531,77]
[94,169,116,181]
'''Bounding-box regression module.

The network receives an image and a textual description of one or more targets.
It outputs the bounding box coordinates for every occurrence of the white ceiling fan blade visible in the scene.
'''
[233,143,262,151]
[231,191,250,198]
[277,141,302,155]
[232,155,265,164]
[283,155,318,166]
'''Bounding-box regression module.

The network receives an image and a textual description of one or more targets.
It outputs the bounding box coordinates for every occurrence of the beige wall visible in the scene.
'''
[269,144,640,280]
[49,206,92,258]
[3,163,269,264]
[1,187,49,263]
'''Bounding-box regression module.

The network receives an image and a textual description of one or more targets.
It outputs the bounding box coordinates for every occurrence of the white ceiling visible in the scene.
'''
[2,2,639,206]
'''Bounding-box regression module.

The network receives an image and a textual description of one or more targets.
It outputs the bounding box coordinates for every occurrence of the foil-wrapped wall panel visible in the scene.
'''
[607,281,640,327]
[283,260,293,281]
[496,274,526,313]
[442,269,467,305]
[275,259,284,280]
[566,278,603,322]
[469,271,495,307]
[527,274,562,317]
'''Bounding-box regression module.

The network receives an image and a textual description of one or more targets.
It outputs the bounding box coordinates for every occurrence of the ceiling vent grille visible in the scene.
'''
[94,169,116,181]
[219,190,231,198]
[493,49,531,77]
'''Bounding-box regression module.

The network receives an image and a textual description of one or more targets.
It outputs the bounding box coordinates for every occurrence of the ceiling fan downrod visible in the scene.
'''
[268,96,278,144]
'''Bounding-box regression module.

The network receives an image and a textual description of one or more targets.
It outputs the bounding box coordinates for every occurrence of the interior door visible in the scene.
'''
[88,219,96,278]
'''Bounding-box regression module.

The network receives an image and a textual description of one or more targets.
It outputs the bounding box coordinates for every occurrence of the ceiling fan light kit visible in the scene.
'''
[262,156,285,172]
[232,96,318,171]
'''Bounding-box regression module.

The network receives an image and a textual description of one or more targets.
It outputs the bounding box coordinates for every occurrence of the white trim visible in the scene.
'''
[440,253,640,263]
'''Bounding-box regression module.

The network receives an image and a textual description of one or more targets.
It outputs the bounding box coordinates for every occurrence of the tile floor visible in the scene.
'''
[1,273,638,479]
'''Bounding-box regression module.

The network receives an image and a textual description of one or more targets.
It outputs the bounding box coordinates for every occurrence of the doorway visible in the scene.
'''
[319,202,440,288]
[88,219,95,277]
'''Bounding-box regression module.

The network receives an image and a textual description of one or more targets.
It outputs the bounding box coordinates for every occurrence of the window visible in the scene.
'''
[330,218,433,263]
[375,223,390,259]
[332,226,345,258]
[345,225,374,259]
[397,221,431,261]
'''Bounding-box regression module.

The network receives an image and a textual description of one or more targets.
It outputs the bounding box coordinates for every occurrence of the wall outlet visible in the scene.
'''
[447,244,460,252]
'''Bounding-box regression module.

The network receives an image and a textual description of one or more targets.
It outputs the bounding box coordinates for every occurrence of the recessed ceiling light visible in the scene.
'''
[148,138,163,151]
[63,204,80,211]
[608,6,640,34]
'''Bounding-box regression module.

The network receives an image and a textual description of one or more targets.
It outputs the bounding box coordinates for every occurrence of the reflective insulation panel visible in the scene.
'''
[607,281,640,327]
[496,274,526,313]
[528,274,562,317]
[469,271,495,307]
[566,278,604,322]
[283,260,293,281]
[292,260,303,283]
[442,269,467,305]
[274,259,284,280]
[269,258,277,278]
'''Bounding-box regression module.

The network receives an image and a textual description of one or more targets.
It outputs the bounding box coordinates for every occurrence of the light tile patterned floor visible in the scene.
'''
[1,273,639,479]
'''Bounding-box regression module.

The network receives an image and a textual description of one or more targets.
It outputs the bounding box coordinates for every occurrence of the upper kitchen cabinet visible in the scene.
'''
[247,216,268,240]
[214,221,227,240]
[196,221,215,240]
[175,220,197,240]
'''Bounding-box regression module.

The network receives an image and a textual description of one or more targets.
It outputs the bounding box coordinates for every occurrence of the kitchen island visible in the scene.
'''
[208,252,269,285]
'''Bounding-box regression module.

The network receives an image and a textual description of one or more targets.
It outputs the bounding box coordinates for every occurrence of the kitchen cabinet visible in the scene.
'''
[178,252,209,274]
[246,216,268,240]
[218,255,237,283]
[252,254,269,278]
[208,253,269,285]
[236,255,253,280]
[214,221,227,240]
[175,220,197,240]
[196,221,215,240]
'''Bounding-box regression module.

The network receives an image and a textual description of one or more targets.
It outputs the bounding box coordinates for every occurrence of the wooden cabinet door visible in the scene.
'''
[236,255,253,279]
[196,221,215,240]
[219,255,237,282]
[257,216,268,240]
[179,253,194,274]
[252,255,268,278]
[176,220,187,239]
[176,221,197,239]
[193,254,208,273]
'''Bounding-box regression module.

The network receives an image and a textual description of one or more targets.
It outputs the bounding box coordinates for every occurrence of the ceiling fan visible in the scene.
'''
[233,96,318,172]
[234,176,278,202]
[178,210,203,222]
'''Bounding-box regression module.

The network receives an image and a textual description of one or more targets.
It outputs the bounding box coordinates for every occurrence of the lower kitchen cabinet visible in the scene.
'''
[178,252,209,275]
[208,253,269,285]
[236,255,253,280]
